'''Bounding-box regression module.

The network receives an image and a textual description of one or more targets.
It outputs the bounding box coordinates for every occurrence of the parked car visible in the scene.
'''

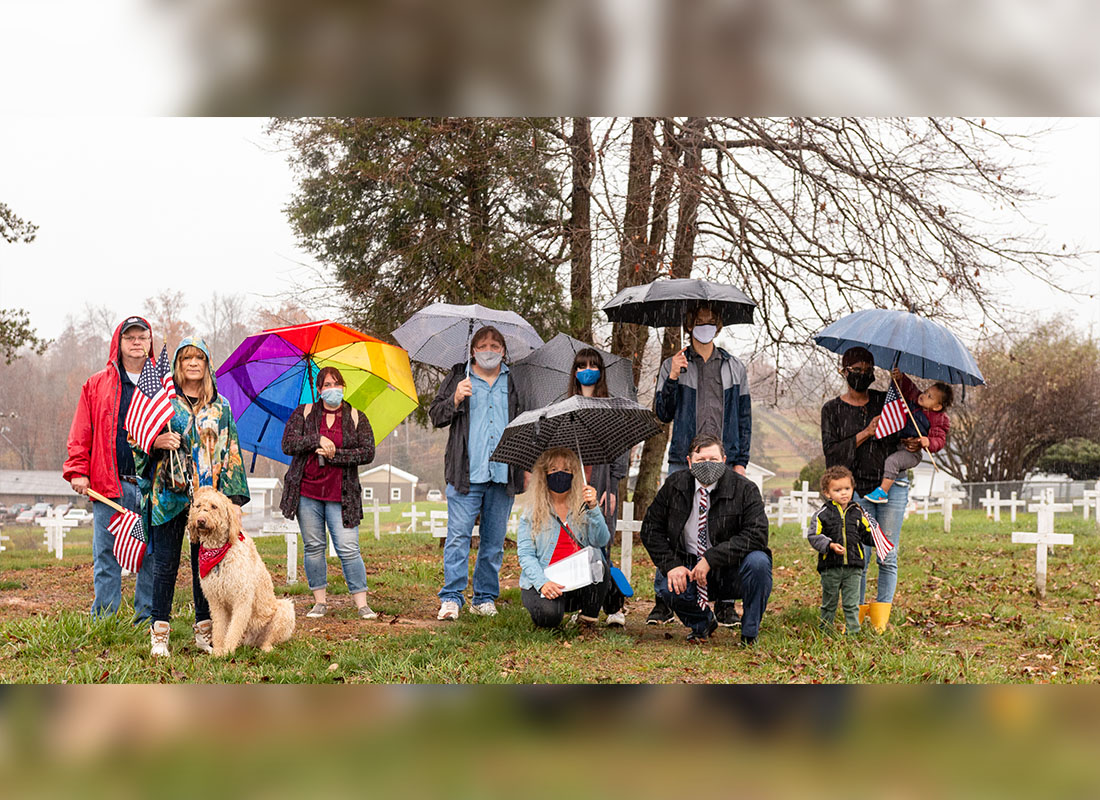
[64,508,92,526]
[15,510,36,524]
[426,489,443,502]
[6,503,30,520]
[30,502,52,518]
[0,504,7,518]
[54,503,72,516]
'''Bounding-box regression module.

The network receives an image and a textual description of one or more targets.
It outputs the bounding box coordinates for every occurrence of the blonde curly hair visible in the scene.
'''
[522,447,590,538]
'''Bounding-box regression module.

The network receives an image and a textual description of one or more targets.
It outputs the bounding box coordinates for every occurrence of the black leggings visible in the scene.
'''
[521,571,621,628]
[151,511,210,624]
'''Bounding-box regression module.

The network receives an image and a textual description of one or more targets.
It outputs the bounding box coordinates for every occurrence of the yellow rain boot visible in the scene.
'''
[858,604,870,625]
[868,602,892,633]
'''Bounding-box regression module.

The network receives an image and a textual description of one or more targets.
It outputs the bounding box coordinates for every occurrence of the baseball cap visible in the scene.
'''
[121,316,150,333]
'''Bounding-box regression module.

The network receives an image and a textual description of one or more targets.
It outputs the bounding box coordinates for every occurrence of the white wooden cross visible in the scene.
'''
[918,495,941,520]
[1072,481,1100,521]
[429,509,449,538]
[979,489,997,520]
[37,510,78,560]
[368,498,392,540]
[1027,490,1074,554]
[774,495,797,527]
[939,490,965,533]
[506,511,520,540]
[259,519,300,584]
[616,501,643,582]
[0,522,8,555]
[402,503,426,533]
[1012,501,1074,598]
[789,481,817,534]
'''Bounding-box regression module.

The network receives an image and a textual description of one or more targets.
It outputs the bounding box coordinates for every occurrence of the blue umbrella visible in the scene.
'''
[814,309,985,386]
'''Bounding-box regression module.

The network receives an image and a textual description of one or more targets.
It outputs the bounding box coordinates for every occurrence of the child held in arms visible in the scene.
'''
[864,368,952,504]
[806,466,883,635]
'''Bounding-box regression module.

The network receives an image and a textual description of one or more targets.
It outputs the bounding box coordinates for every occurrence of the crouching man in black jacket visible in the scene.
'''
[640,434,772,644]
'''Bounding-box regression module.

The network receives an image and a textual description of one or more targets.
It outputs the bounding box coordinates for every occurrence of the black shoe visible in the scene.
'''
[739,634,757,646]
[686,616,719,644]
[646,599,674,625]
[715,602,741,627]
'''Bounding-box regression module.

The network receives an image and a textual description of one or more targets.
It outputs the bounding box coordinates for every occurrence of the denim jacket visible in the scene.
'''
[516,505,610,590]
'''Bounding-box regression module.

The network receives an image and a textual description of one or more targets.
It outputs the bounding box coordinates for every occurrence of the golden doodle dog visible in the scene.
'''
[186,487,295,656]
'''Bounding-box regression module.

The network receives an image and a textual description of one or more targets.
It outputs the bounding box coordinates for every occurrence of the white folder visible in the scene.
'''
[542,546,605,593]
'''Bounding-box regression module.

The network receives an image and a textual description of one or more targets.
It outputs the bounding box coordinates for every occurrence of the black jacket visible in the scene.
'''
[428,362,524,496]
[805,500,878,572]
[640,467,771,575]
[820,392,901,496]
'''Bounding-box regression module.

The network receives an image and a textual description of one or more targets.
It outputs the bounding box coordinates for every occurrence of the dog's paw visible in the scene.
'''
[212,647,228,658]
[260,643,274,652]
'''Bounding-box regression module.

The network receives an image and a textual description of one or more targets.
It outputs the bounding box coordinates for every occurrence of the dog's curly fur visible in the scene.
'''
[187,487,295,656]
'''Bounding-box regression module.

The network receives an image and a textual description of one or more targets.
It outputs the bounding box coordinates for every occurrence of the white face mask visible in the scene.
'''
[692,324,717,344]
[321,387,344,406]
[473,350,503,369]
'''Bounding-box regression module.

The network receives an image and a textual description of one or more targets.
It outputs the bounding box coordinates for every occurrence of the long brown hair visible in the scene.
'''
[566,348,610,398]
[521,447,589,538]
[173,345,215,409]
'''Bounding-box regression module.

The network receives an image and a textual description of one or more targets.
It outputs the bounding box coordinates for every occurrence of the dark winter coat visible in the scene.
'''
[820,391,900,496]
[640,467,771,575]
[805,500,880,572]
[428,363,524,496]
[280,401,375,528]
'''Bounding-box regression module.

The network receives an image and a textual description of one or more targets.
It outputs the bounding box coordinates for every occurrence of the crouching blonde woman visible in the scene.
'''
[516,447,621,629]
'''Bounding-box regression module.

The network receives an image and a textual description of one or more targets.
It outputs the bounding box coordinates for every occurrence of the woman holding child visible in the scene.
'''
[819,347,921,624]
[516,447,621,629]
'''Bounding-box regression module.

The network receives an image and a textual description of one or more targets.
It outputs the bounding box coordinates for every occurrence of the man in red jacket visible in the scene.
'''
[63,316,157,621]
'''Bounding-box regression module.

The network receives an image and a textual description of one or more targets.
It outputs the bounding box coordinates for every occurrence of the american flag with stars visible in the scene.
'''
[109,508,148,572]
[124,343,177,453]
[874,381,908,439]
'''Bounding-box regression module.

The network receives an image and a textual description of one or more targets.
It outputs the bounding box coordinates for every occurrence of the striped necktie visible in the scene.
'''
[697,487,710,609]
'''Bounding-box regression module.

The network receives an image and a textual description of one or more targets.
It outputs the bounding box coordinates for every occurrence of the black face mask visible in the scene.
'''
[546,471,574,493]
[845,370,874,392]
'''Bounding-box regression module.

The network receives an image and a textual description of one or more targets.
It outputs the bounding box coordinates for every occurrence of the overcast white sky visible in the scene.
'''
[0,117,1097,350]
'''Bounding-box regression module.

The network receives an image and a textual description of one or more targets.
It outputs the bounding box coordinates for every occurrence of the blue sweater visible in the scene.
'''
[516,505,610,590]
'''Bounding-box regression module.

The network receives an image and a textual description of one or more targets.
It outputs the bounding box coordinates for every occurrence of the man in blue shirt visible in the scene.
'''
[429,326,525,620]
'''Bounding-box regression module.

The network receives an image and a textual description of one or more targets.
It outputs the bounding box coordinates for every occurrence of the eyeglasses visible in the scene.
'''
[121,334,150,343]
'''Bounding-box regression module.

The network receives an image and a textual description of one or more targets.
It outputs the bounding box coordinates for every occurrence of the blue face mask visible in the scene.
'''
[576,368,600,386]
[320,387,344,406]
[546,471,574,494]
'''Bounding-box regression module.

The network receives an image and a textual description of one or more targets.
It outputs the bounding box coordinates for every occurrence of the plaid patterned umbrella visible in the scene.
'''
[490,396,661,473]
[391,302,544,370]
[602,278,756,327]
[510,332,637,410]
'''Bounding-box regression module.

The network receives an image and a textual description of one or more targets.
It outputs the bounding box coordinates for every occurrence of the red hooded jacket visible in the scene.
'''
[62,318,155,498]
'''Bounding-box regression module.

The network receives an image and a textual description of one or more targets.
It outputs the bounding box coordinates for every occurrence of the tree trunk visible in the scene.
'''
[567,117,594,343]
[633,118,706,517]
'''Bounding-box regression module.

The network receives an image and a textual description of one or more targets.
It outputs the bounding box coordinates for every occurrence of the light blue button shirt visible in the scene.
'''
[468,363,509,484]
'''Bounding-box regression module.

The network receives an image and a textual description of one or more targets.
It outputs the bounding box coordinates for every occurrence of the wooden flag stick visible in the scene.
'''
[86,488,127,514]
[890,368,939,473]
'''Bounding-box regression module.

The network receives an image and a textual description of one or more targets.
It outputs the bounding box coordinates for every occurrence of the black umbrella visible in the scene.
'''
[510,332,637,410]
[489,396,661,473]
[602,278,756,327]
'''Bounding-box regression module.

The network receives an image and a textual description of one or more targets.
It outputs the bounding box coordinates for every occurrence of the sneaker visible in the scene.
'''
[686,616,719,644]
[150,621,170,657]
[305,603,328,618]
[646,599,674,625]
[193,619,213,654]
[357,604,379,620]
[605,610,626,627]
[714,603,741,627]
[864,487,889,504]
[469,601,498,617]
[437,600,460,621]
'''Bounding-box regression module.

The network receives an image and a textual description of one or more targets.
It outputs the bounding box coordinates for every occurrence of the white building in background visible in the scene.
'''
[245,477,281,517]
[360,463,419,503]
[909,455,961,499]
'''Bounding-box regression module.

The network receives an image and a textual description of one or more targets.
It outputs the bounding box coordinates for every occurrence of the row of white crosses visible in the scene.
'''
[913,490,966,532]
[1012,488,1075,599]
[978,489,1027,523]
[764,481,816,532]
[1072,480,1100,521]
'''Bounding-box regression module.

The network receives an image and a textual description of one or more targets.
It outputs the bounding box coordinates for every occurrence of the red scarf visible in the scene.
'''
[198,532,244,578]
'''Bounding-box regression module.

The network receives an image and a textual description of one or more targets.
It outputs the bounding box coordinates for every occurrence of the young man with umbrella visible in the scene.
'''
[429,325,526,620]
[647,302,752,627]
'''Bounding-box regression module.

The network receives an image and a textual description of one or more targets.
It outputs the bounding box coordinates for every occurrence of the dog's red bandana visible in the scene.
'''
[198,532,244,578]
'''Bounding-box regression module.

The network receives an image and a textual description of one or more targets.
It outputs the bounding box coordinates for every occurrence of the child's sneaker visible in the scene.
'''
[864,487,889,504]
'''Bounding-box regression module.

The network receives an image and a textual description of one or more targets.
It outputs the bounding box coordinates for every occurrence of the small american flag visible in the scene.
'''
[864,510,895,556]
[109,508,147,572]
[875,381,908,439]
[125,343,178,453]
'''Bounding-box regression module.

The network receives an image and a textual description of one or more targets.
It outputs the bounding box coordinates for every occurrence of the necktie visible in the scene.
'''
[697,487,710,609]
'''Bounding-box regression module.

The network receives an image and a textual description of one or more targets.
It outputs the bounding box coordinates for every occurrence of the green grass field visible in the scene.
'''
[1,508,1097,683]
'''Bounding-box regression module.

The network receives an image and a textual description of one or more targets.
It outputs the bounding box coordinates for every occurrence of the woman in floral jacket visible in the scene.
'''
[133,336,249,658]
[280,367,376,620]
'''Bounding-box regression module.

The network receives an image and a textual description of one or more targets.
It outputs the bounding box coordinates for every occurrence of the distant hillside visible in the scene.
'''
[749,405,822,490]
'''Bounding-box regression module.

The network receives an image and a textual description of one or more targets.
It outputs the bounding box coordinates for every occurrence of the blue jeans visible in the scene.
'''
[655,550,772,638]
[440,482,513,607]
[855,479,908,604]
[297,496,368,594]
[91,481,154,622]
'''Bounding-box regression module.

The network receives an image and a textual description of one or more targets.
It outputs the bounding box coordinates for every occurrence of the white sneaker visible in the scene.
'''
[437,600,460,621]
[150,621,170,657]
[468,601,498,617]
[193,620,213,654]
[605,610,626,627]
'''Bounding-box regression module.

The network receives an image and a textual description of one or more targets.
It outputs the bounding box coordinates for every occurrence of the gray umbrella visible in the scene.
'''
[510,332,637,410]
[602,277,756,327]
[391,302,544,370]
[490,395,661,473]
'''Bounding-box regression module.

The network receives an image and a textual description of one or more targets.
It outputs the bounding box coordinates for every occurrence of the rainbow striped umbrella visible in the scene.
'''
[216,320,418,467]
